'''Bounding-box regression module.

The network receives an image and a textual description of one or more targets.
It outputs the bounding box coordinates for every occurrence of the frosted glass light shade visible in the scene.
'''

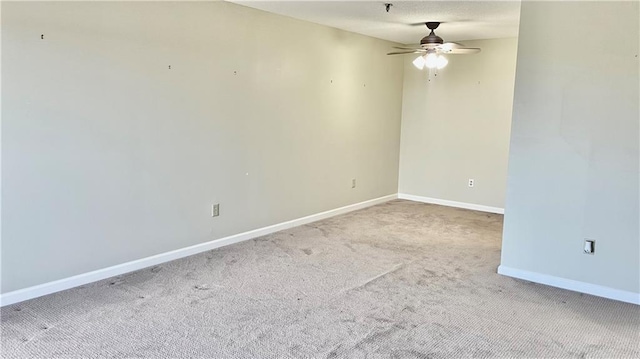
[436,55,448,69]
[425,53,439,68]
[412,55,426,70]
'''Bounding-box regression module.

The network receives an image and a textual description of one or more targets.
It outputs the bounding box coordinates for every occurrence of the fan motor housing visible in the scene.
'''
[420,33,443,47]
[420,22,443,47]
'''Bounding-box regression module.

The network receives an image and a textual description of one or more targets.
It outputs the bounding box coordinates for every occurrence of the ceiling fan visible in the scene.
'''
[387,22,481,70]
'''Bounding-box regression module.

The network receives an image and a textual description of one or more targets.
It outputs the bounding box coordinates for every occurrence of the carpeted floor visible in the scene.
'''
[1,200,639,358]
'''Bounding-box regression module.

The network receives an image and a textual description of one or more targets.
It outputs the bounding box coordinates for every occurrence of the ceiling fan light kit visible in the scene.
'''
[388,22,480,72]
[413,52,449,70]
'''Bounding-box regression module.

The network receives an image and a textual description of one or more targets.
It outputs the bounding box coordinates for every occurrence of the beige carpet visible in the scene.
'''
[2,200,639,358]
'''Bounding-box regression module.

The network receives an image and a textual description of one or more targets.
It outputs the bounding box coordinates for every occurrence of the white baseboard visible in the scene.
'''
[498,265,640,305]
[0,194,398,307]
[398,193,504,214]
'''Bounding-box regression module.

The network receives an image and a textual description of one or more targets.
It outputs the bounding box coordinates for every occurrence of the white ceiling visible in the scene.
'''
[227,1,521,45]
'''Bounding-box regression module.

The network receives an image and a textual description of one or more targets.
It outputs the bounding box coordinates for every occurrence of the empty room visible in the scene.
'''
[1,1,639,358]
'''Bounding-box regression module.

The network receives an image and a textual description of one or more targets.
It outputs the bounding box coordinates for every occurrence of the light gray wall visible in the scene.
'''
[1,2,404,293]
[398,38,518,208]
[500,1,639,294]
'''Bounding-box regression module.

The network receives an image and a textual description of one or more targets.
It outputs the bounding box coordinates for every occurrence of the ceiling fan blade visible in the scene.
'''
[387,50,424,55]
[436,43,460,53]
[393,46,424,51]
[397,43,440,50]
[444,48,481,54]
[440,42,465,49]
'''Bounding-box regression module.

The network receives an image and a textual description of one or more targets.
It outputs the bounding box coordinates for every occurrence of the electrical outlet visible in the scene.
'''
[211,203,220,217]
[468,179,475,188]
[352,179,356,189]
[584,239,595,255]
